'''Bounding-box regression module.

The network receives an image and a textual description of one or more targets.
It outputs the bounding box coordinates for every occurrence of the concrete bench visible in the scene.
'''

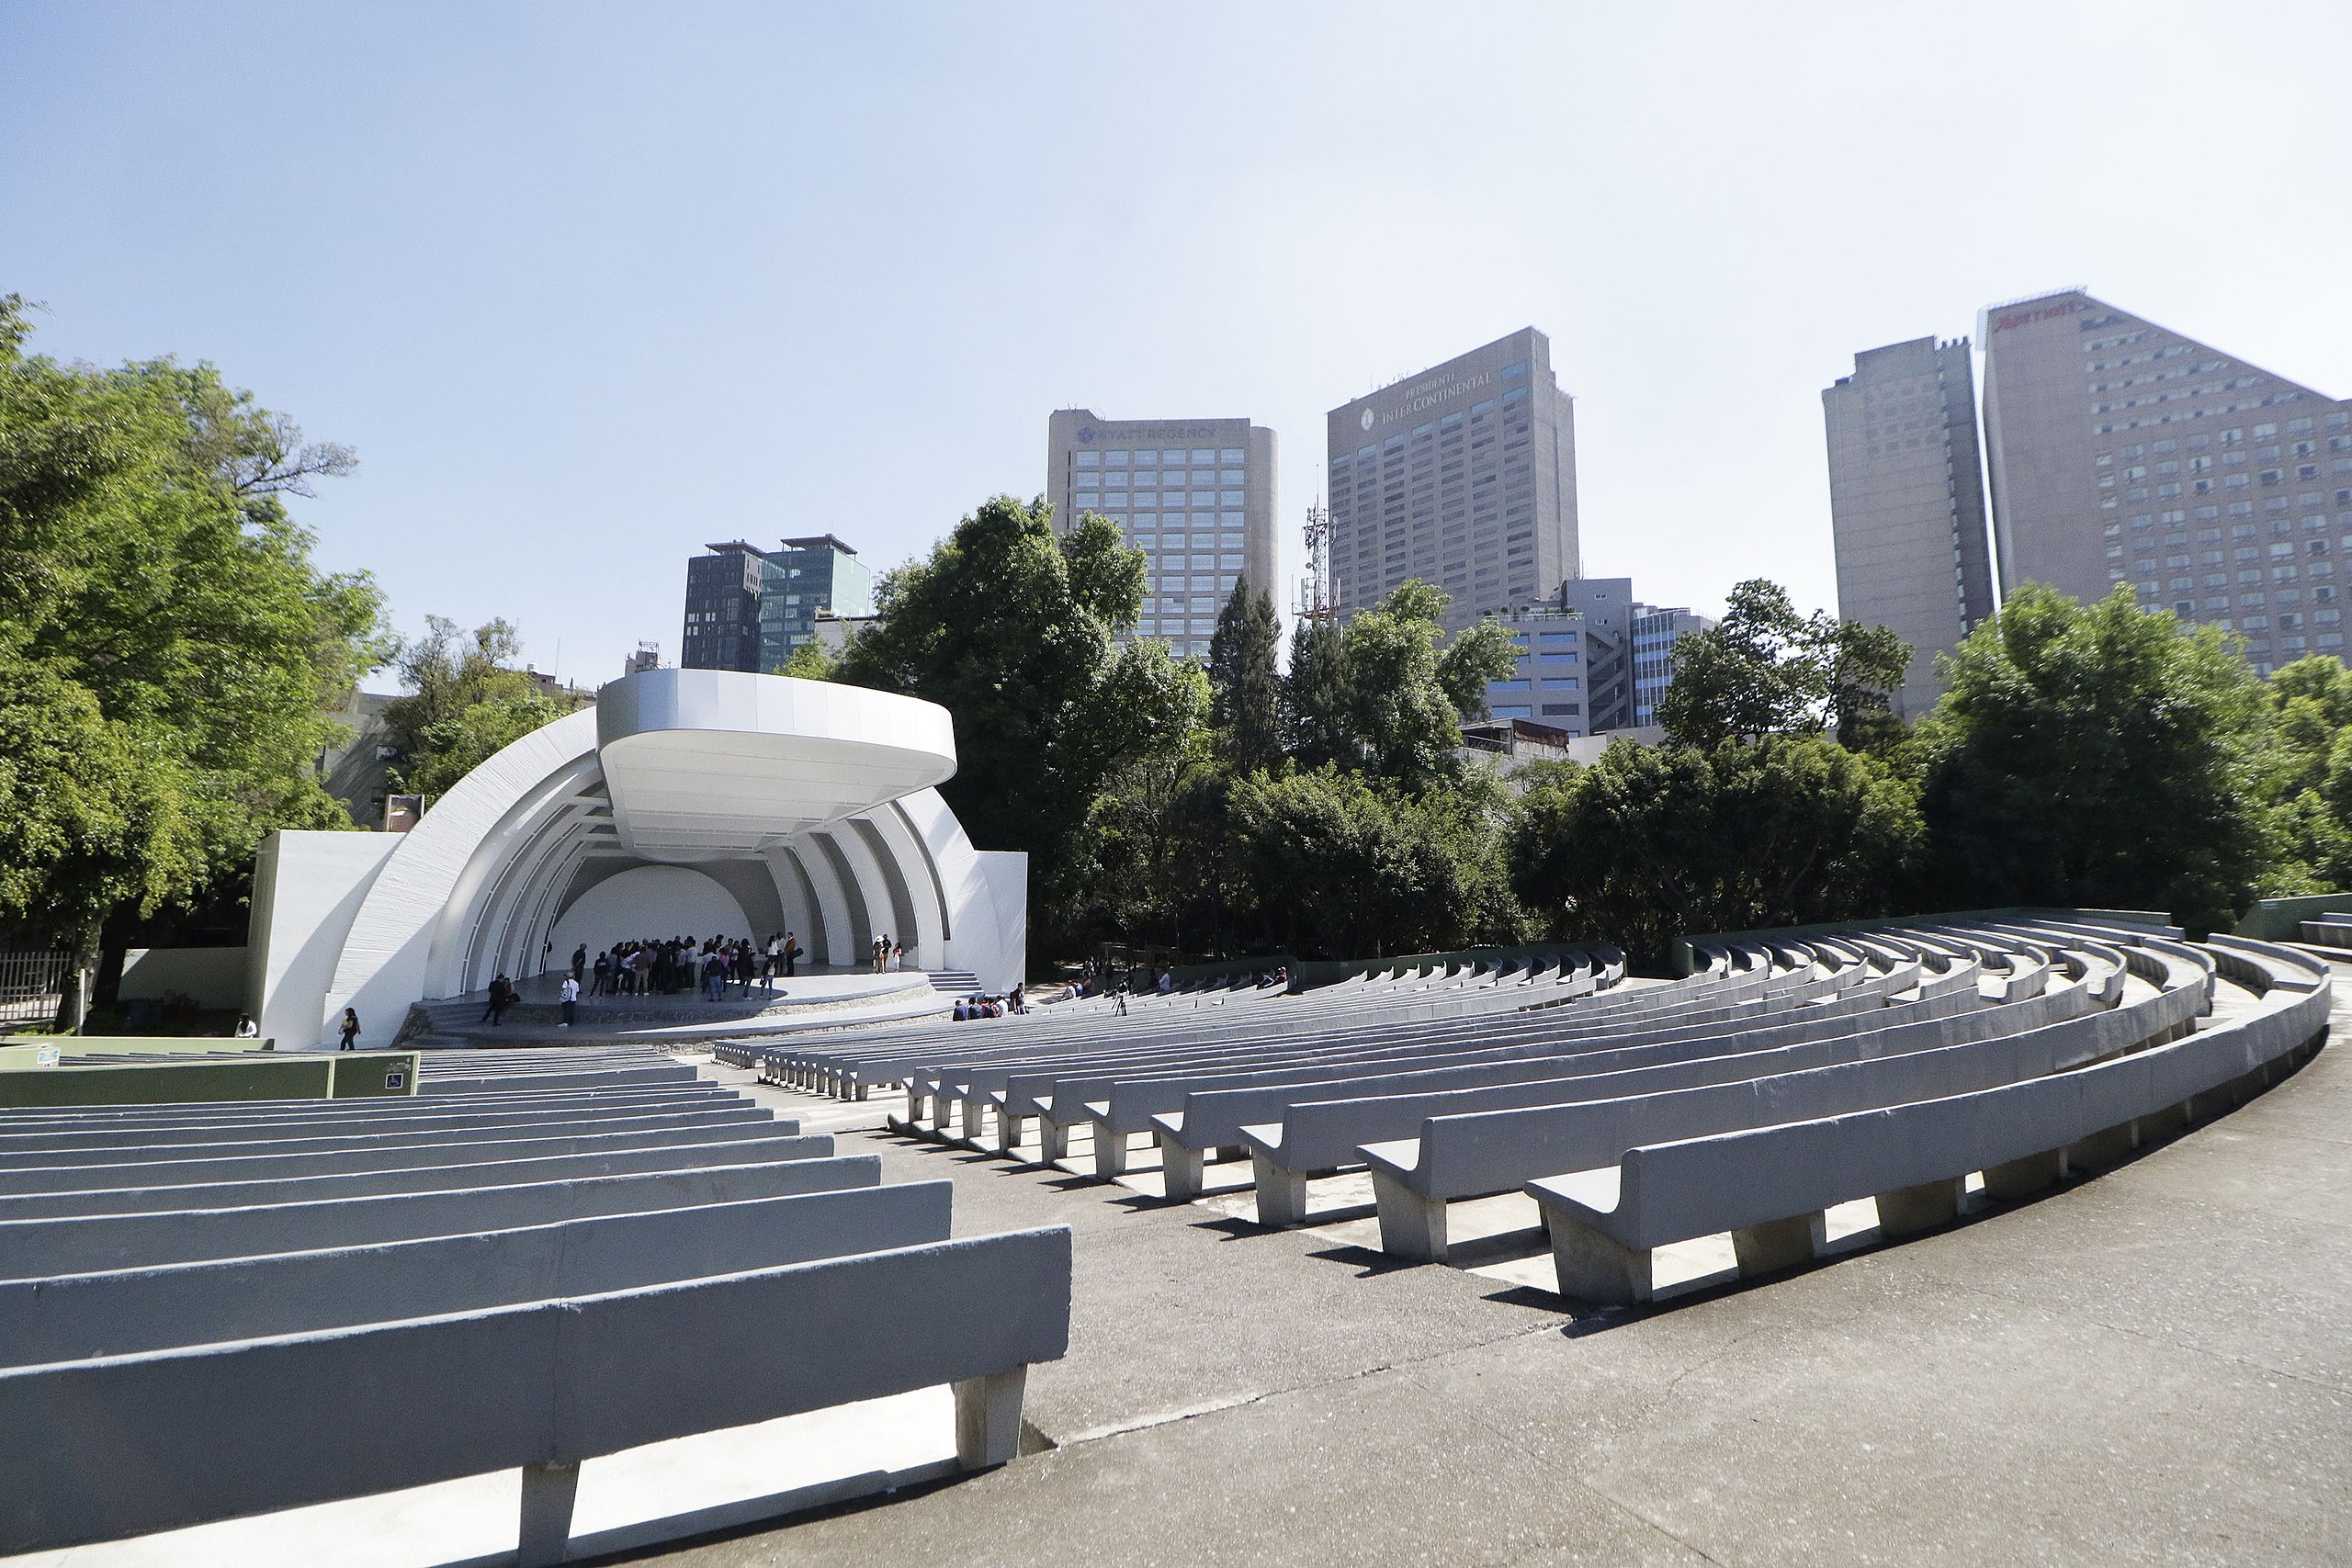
[1062,959,1926,1179]
[1219,981,2098,1221]
[0,1093,763,1146]
[0,1154,885,1277]
[0,1179,960,1365]
[0,1224,1072,1563]
[0,1130,839,1221]
[1358,959,2201,1261]
[0,1116,800,1195]
[1526,964,2330,1303]
[0,1105,780,1172]
[1151,977,1991,1202]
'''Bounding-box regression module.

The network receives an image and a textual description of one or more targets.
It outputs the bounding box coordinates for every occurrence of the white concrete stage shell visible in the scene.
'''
[246,669,1027,1047]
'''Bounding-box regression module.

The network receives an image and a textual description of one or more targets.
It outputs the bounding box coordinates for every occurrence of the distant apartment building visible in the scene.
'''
[680,536,873,674]
[1044,411,1278,660]
[1326,328,1580,635]
[1980,288,2352,673]
[1823,336,1996,716]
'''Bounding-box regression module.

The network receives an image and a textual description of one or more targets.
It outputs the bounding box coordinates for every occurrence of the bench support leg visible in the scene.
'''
[1874,1177,1965,1239]
[516,1460,580,1568]
[960,1100,985,1143]
[2064,1121,2138,1175]
[1542,1208,1653,1305]
[1252,1154,1310,1226]
[1160,1138,1204,1201]
[854,1082,868,1102]
[1372,1169,1448,1263]
[1982,1149,2064,1201]
[906,1087,928,1122]
[997,1111,1026,1154]
[953,1367,1028,1470]
[1094,1128,1130,1179]
[1040,1117,1070,1162]
[1731,1213,1826,1280]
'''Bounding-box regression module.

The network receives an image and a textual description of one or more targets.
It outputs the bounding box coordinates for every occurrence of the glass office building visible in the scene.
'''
[680,536,872,674]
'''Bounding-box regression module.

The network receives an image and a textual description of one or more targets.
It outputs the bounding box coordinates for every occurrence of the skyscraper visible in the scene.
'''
[1980,288,2352,673]
[679,536,872,674]
[1044,412,1278,660]
[1822,336,1996,716]
[1326,328,1579,634]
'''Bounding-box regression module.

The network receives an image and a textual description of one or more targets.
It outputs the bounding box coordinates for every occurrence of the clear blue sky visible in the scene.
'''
[6,1,2348,686]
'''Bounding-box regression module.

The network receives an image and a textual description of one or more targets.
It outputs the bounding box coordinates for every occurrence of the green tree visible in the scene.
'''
[1283,618,1358,771]
[1229,765,1521,957]
[1510,737,1924,966]
[381,616,583,799]
[1336,580,1516,789]
[827,496,1186,947]
[1657,579,1909,750]
[1206,575,1283,771]
[1913,583,2270,932]
[0,296,388,1024]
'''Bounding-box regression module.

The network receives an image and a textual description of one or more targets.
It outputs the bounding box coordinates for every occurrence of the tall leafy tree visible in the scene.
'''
[1338,581,1517,789]
[1913,583,2270,932]
[827,495,1184,944]
[1205,575,1283,771]
[381,616,582,799]
[1657,579,1909,750]
[0,296,389,1024]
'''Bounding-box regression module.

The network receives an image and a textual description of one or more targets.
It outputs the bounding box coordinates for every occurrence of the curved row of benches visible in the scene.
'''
[0,1046,1071,1562]
[752,915,2327,1309]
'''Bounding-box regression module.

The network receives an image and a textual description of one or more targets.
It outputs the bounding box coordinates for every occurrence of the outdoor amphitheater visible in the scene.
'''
[3,908,2347,1566]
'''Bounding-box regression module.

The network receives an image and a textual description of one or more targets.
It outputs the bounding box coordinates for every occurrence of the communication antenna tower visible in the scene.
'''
[1295,502,1336,626]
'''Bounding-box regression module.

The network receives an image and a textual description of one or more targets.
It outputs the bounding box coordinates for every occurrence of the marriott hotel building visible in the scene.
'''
[1327,327,1581,632]
[1045,411,1279,660]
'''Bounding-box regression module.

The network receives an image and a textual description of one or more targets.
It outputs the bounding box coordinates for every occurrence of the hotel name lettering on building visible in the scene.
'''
[1366,367,1496,428]
[1990,298,2085,333]
[1076,423,1224,445]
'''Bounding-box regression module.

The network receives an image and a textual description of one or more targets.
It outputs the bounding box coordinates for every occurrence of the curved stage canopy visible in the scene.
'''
[246,669,1025,1048]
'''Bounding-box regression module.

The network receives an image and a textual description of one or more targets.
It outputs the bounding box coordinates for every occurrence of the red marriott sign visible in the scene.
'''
[1991,298,2086,333]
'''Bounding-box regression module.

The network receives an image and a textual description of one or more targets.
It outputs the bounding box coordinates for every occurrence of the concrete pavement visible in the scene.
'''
[630,963,2352,1568]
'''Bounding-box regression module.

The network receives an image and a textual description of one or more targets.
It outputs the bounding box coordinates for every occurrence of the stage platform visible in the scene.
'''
[392,964,967,1047]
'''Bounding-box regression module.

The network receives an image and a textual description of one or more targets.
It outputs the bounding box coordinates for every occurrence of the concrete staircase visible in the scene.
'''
[924,970,981,995]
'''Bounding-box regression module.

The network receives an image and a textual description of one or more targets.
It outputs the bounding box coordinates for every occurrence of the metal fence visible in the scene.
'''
[0,950,73,1027]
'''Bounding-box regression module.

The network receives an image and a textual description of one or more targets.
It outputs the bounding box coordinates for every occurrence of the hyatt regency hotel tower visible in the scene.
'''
[1045,412,1280,660]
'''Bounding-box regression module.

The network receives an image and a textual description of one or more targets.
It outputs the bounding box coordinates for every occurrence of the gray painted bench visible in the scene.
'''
[1358,958,2201,1261]
[1527,969,2329,1303]
[0,1225,1073,1563]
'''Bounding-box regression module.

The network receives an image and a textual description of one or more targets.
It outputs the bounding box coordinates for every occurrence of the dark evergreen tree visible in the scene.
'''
[1206,575,1283,772]
[1283,618,1358,772]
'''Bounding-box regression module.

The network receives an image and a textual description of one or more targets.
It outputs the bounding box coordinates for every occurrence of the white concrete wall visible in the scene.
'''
[246,830,401,1048]
[548,866,753,961]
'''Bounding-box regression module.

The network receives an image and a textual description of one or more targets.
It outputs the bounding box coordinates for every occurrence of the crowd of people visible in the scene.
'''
[573,932,810,1002]
[952,987,1023,1021]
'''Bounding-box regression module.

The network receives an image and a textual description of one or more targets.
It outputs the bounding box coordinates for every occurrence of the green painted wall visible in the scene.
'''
[0,1052,419,1107]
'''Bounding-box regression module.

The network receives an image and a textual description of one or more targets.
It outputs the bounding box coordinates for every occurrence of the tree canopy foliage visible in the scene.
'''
[382,616,584,799]
[1658,579,1910,750]
[0,296,387,982]
[1910,584,2272,933]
